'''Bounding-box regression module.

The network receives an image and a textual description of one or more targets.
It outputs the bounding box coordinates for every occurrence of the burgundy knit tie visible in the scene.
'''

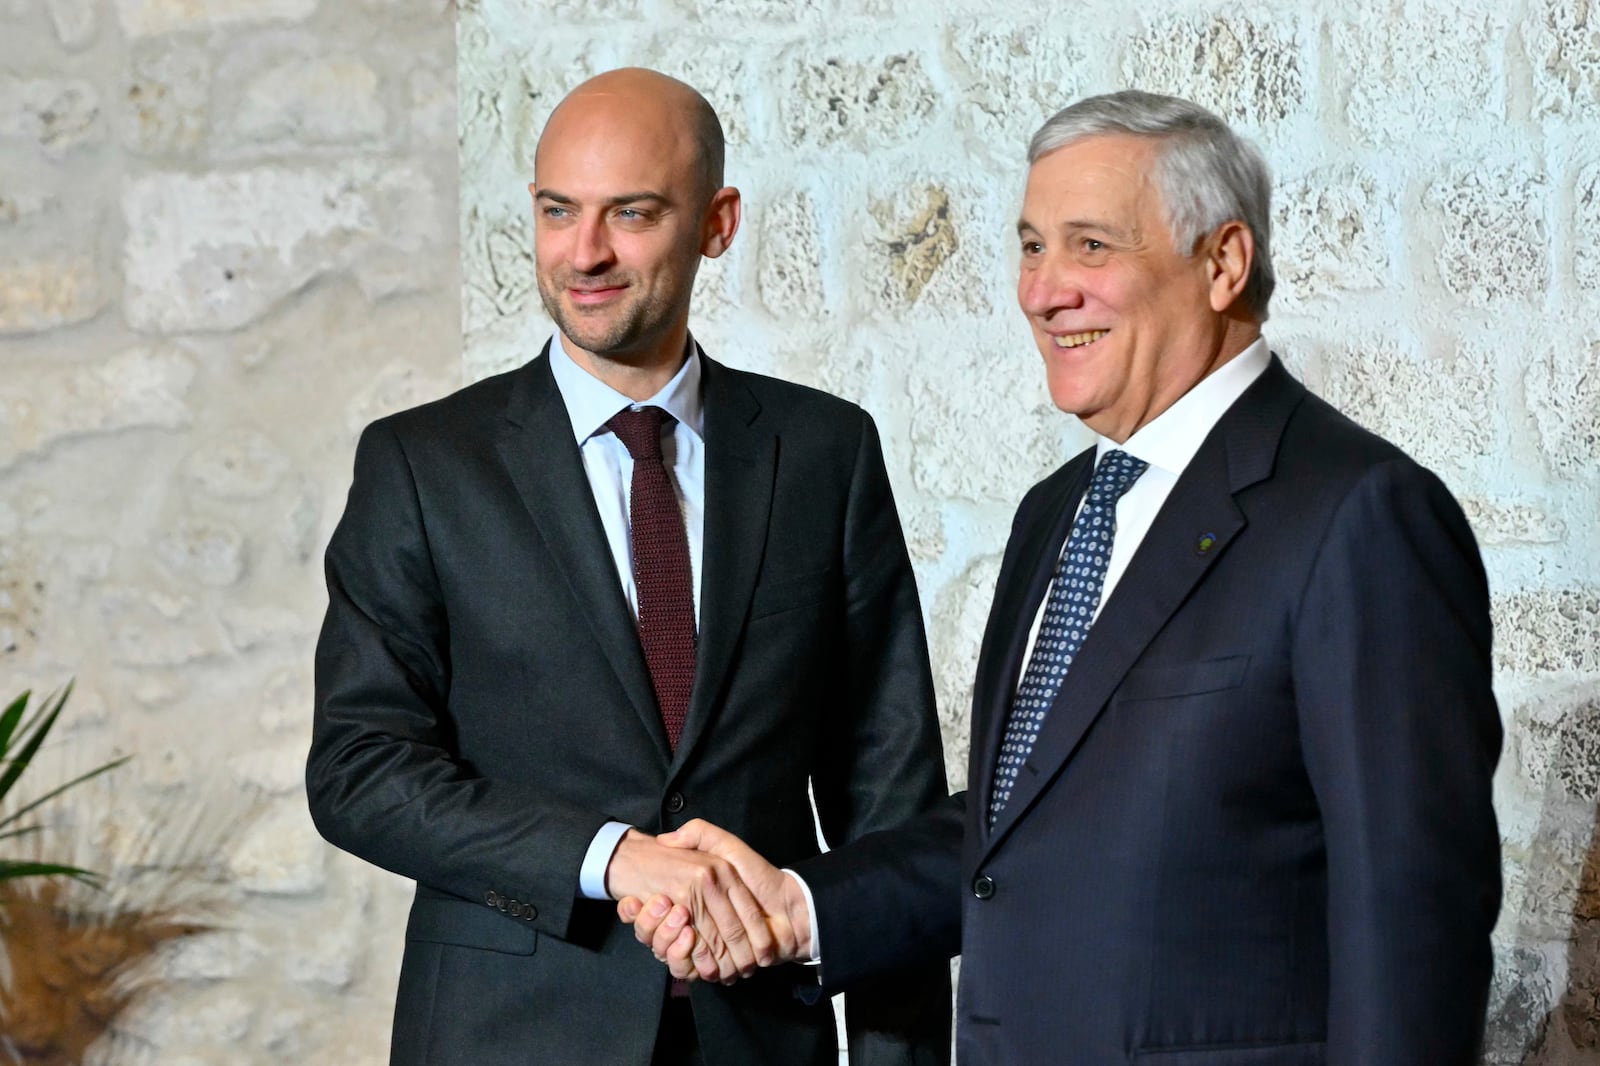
[606,406,696,750]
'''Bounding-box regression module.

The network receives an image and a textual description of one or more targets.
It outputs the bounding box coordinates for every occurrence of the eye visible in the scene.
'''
[540,205,570,219]
[1082,238,1104,252]
[1020,239,1044,256]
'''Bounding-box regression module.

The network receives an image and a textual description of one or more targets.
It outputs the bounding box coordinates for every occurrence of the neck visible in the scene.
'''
[560,324,691,402]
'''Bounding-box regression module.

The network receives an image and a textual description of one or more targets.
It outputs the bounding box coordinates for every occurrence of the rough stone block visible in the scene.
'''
[1330,8,1504,145]
[183,429,290,499]
[757,191,825,319]
[927,553,1001,789]
[1271,166,1392,306]
[781,51,939,151]
[1528,0,1600,117]
[227,743,307,795]
[0,347,195,469]
[227,801,327,896]
[1423,162,1549,305]
[117,44,212,156]
[122,161,442,332]
[676,0,818,19]
[100,586,224,667]
[863,180,996,317]
[649,36,754,147]
[1574,161,1600,292]
[228,54,387,149]
[910,337,1067,504]
[1316,337,1495,474]
[0,253,105,335]
[221,604,302,648]
[0,76,103,155]
[0,168,56,225]
[1494,585,1600,674]
[461,204,535,336]
[158,930,263,981]
[342,358,459,442]
[1482,945,1555,1061]
[1524,339,1600,480]
[156,518,247,588]
[113,0,318,37]
[942,20,1090,154]
[1515,692,1600,804]
[1122,15,1307,130]
[1459,496,1567,546]
[46,0,96,48]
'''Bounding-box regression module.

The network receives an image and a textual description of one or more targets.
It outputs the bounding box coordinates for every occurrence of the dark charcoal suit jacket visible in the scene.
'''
[800,357,1503,1065]
[307,344,952,1066]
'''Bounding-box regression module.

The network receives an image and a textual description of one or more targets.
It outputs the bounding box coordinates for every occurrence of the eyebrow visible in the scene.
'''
[535,190,671,208]
[1015,217,1132,240]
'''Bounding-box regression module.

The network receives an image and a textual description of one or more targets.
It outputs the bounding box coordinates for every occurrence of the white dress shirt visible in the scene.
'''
[545,333,708,900]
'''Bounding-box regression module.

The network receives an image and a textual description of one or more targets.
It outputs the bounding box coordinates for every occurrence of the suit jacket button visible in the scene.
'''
[665,792,686,814]
[508,901,524,918]
[972,874,995,900]
[484,890,500,907]
[522,905,537,922]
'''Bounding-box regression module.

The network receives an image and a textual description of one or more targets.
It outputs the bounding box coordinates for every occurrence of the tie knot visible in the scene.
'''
[1088,448,1148,503]
[607,406,674,460]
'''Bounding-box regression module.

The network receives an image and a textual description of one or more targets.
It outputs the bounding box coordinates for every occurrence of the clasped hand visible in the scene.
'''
[611,820,811,983]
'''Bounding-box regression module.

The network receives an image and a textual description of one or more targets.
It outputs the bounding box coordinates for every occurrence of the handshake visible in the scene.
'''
[607,820,814,984]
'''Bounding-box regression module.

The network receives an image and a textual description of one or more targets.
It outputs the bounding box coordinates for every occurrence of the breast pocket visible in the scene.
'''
[1118,655,1250,703]
[748,567,835,620]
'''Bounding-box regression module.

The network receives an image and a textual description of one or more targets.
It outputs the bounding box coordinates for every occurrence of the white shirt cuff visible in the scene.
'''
[579,820,633,899]
[781,868,821,963]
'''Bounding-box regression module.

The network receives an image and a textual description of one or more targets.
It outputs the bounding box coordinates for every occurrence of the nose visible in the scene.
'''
[1018,254,1085,321]
[571,216,615,274]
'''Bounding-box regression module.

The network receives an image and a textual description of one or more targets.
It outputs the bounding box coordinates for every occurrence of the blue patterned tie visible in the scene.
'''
[989,449,1148,828]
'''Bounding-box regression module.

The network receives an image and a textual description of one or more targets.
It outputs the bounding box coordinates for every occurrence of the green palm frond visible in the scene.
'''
[0,684,127,887]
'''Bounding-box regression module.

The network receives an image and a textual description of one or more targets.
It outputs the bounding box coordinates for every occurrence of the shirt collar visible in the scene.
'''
[547,331,705,445]
[1096,337,1271,477]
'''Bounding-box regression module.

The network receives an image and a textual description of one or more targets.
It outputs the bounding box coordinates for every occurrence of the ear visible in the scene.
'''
[700,186,742,259]
[1204,220,1254,314]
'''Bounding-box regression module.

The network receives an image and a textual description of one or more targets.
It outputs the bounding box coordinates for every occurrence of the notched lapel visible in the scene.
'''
[495,350,671,760]
[670,357,775,769]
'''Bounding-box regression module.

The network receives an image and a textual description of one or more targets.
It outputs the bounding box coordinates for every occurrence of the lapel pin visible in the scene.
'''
[1195,532,1218,555]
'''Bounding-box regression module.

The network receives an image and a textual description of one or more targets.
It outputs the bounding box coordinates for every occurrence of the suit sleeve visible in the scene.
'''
[807,410,957,1064]
[306,420,609,940]
[1291,458,1502,1064]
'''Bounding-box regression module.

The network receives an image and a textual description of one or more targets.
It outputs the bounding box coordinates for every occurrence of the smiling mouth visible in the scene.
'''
[1052,330,1109,349]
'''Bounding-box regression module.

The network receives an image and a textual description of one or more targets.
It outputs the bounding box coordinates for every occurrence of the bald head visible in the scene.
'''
[538,68,725,201]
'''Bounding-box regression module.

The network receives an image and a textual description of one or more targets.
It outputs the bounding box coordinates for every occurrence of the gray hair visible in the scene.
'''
[1028,90,1275,319]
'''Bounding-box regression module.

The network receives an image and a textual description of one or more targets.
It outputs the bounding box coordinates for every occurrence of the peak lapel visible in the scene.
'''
[981,357,1305,855]
[669,355,774,769]
[495,346,671,761]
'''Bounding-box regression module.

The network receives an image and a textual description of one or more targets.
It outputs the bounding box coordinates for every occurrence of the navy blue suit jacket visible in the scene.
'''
[800,357,1502,1065]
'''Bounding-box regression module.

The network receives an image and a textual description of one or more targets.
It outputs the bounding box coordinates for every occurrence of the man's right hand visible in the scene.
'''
[616,819,812,980]
[604,828,775,982]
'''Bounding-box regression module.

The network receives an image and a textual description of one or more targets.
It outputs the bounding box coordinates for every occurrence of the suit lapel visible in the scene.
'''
[968,452,1094,840]
[495,344,670,760]
[981,358,1306,855]
[670,353,775,769]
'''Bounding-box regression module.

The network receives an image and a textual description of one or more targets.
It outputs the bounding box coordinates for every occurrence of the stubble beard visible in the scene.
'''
[537,269,677,360]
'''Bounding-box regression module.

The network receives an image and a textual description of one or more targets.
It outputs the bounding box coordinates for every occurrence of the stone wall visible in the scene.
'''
[0,0,458,1062]
[0,0,1594,1061]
